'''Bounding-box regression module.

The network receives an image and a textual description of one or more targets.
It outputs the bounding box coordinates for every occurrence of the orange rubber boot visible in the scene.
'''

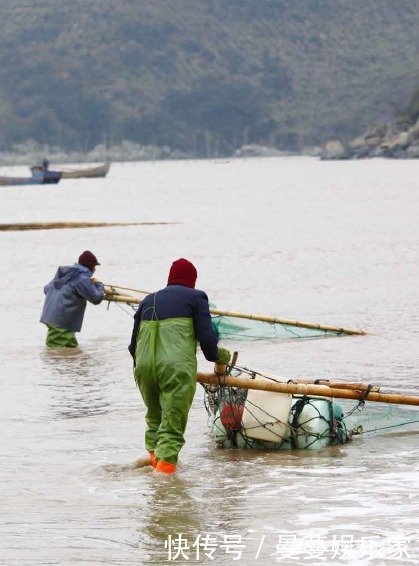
[155,460,176,474]
[149,451,157,468]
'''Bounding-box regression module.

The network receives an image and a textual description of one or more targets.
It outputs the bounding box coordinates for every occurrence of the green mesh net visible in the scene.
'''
[211,313,345,340]
[208,301,365,341]
[105,293,366,341]
[339,400,419,438]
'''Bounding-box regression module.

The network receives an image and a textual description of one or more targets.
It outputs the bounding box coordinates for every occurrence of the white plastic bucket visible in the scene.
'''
[241,390,292,443]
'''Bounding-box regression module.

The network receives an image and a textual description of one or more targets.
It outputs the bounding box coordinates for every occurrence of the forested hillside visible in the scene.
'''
[1,0,419,157]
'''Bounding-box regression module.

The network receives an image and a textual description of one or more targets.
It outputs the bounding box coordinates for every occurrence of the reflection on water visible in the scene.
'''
[40,348,112,419]
[136,477,210,563]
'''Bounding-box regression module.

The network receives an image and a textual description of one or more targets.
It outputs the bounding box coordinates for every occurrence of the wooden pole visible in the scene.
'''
[293,379,380,392]
[197,372,419,407]
[104,291,142,304]
[105,285,150,295]
[0,221,177,232]
[103,287,369,336]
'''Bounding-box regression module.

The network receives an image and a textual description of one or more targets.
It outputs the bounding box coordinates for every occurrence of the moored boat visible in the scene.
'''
[30,168,62,184]
[61,162,110,178]
[0,171,61,186]
[30,162,110,179]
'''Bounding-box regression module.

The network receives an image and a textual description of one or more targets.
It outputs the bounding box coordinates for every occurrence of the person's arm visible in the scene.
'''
[193,291,219,361]
[128,308,142,359]
[74,276,104,304]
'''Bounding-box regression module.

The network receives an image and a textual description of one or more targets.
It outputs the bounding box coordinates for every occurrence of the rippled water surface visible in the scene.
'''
[1,157,418,565]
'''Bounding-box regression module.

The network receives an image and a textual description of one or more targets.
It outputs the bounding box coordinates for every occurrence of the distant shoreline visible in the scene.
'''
[0,141,315,167]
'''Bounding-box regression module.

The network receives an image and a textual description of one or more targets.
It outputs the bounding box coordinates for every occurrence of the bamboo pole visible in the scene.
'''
[293,379,380,392]
[0,221,177,232]
[197,372,419,407]
[104,291,142,304]
[103,286,369,336]
[105,284,150,295]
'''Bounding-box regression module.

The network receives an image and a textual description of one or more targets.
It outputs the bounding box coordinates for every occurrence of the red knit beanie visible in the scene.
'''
[167,258,197,288]
[78,250,100,271]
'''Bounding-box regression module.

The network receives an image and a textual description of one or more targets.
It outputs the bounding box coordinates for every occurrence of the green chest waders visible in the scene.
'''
[134,297,197,465]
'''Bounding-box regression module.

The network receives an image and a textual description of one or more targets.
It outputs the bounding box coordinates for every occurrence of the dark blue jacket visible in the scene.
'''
[129,284,219,361]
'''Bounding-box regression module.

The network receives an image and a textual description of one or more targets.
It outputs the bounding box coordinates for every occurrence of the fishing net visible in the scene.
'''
[104,292,366,342]
[339,400,419,439]
[203,369,419,450]
[203,381,350,451]
[208,301,365,341]
[210,313,345,340]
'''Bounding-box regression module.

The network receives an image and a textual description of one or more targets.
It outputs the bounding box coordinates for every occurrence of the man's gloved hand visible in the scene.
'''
[216,347,231,365]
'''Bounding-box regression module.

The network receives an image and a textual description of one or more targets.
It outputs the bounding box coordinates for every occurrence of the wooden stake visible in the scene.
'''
[197,372,419,407]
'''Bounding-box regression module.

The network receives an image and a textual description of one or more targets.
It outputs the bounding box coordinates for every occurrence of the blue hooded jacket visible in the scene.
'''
[40,264,104,332]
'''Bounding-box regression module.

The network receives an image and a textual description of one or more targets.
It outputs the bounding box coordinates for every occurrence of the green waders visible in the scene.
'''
[134,317,197,465]
[46,324,78,348]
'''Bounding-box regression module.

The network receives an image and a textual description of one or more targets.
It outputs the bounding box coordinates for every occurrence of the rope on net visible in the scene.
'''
[350,419,419,436]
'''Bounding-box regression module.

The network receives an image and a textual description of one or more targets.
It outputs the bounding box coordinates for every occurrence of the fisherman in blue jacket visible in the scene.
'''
[129,258,230,474]
[40,250,105,348]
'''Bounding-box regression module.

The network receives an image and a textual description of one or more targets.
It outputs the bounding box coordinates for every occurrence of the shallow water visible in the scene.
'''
[0,157,418,564]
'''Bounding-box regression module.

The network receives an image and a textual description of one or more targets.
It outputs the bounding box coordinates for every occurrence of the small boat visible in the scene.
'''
[61,162,110,178]
[0,171,61,186]
[31,168,62,184]
[30,162,110,179]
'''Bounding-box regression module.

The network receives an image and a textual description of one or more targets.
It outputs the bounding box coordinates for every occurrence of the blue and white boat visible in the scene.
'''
[0,169,61,186]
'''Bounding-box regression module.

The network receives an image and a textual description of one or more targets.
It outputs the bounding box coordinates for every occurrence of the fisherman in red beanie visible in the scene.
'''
[40,251,104,347]
[78,250,101,272]
[167,258,197,287]
[129,258,230,474]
